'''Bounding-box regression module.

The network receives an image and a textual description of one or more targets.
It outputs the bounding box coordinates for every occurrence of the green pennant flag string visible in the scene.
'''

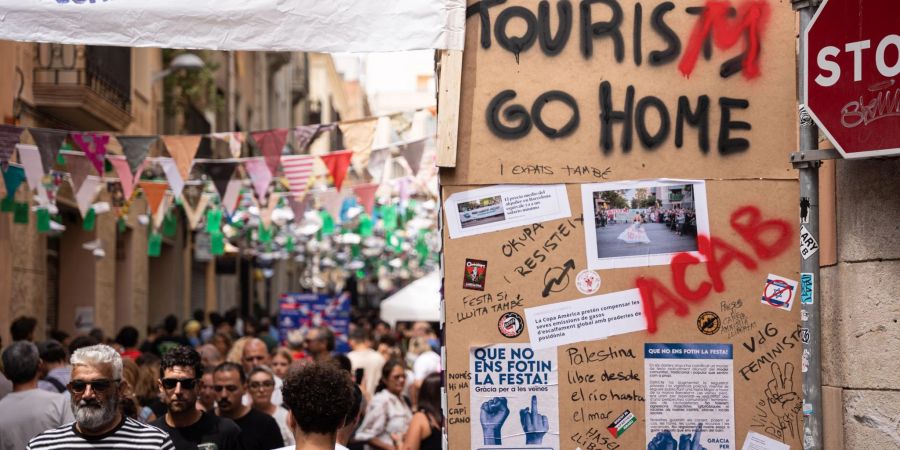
[82,208,96,231]
[357,213,373,237]
[148,232,162,257]
[163,211,177,237]
[210,231,224,255]
[14,202,29,224]
[36,208,50,233]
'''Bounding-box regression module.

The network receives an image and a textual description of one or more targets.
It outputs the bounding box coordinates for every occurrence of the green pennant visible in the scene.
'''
[0,197,13,212]
[381,204,398,232]
[258,223,272,243]
[285,236,295,253]
[320,211,335,236]
[210,231,225,255]
[82,208,96,231]
[56,153,67,166]
[357,213,374,237]
[13,202,29,224]
[36,208,51,233]
[148,232,162,257]
[162,211,177,237]
[117,217,127,233]
[104,159,114,173]
[206,209,221,233]
[351,244,361,258]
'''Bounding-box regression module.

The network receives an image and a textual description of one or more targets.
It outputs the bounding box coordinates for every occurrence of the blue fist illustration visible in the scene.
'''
[520,395,549,445]
[480,397,509,445]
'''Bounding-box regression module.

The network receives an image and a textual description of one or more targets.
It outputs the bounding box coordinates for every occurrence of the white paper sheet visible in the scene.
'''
[741,431,790,450]
[0,0,464,52]
[445,184,571,239]
[524,289,647,349]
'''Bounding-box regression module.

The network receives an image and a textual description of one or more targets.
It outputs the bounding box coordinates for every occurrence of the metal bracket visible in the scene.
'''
[790,148,842,168]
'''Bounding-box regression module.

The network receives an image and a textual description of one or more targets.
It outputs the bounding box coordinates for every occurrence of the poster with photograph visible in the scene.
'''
[470,344,559,450]
[445,185,571,239]
[581,180,710,270]
[645,343,736,450]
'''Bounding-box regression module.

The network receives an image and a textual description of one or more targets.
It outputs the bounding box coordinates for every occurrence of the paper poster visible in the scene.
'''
[445,185,571,239]
[471,344,559,450]
[279,293,351,353]
[741,431,790,450]
[524,289,646,349]
[645,343,736,450]
[74,307,95,333]
[581,180,710,270]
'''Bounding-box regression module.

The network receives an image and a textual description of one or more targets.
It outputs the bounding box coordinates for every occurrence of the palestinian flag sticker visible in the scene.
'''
[607,409,636,438]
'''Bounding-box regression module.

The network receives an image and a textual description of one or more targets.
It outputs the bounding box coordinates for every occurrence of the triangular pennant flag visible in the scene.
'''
[352,183,379,215]
[0,125,24,171]
[244,159,273,205]
[319,150,353,191]
[288,195,308,220]
[390,112,413,139]
[75,176,102,217]
[222,178,243,216]
[182,184,205,210]
[161,135,201,181]
[63,153,95,193]
[116,136,158,173]
[200,162,239,202]
[340,119,377,176]
[152,193,173,230]
[108,157,144,200]
[293,124,337,152]
[318,189,345,224]
[366,148,390,182]
[396,177,412,205]
[71,133,110,176]
[210,132,244,159]
[251,129,289,176]
[158,158,186,197]
[15,145,44,191]
[27,128,67,175]
[400,139,427,175]
[281,155,315,200]
[260,192,281,229]
[139,181,169,217]
[2,165,26,201]
[181,192,210,230]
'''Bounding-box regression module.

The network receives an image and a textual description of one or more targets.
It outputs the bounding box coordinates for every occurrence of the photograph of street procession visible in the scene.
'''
[581,180,710,269]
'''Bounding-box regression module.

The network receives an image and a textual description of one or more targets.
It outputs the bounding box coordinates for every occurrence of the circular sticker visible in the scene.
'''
[576,270,602,295]
[498,312,524,338]
[697,311,721,335]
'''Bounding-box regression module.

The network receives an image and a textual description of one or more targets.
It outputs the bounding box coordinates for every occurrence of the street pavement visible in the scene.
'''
[595,222,698,258]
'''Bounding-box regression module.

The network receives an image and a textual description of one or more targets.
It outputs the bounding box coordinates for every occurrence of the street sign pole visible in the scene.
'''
[796,2,824,449]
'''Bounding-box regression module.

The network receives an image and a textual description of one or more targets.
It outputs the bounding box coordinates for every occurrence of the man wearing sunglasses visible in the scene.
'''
[214,362,284,450]
[27,344,174,449]
[150,346,241,450]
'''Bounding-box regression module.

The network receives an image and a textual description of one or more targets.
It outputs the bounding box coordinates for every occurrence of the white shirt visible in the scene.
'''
[272,406,295,447]
[347,348,385,397]
[354,390,412,450]
[413,350,441,381]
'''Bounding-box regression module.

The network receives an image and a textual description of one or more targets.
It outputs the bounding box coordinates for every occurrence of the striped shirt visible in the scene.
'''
[27,417,174,449]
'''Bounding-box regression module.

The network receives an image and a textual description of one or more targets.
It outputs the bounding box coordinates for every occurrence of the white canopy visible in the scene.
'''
[380,271,441,326]
[0,0,465,52]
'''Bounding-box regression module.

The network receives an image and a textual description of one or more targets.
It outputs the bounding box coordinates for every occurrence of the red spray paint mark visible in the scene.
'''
[678,0,771,79]
[637,205,792,333]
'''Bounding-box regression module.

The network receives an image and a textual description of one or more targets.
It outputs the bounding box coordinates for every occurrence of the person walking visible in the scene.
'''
[150,346,241,450]
[241,338,282,406]
[355,360,413,450]
[36,340,70,393]
[0,341,73,450]
[279,363,355,450]
[214,362,284,450]
[248,367,294,446]
[399,373,443,450]
[26,344,174,449]
[347,329,385,398]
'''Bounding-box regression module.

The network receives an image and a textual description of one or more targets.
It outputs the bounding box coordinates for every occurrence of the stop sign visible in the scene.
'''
[804,0,900,159]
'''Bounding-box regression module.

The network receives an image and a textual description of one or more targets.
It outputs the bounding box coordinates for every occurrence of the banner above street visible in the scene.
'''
[0,0,465,52]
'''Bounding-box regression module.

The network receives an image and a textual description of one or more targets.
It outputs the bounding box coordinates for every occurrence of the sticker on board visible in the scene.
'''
[445,184,571,239]
[464,259,488,291]
[581,179,710,270]
[760,274,798,311]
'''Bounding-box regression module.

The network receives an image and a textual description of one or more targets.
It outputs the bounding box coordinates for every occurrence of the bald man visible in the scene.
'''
[241,338,282,406]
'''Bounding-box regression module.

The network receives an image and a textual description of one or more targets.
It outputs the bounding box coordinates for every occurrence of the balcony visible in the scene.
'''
[669,193,684,202]
[33,44,133,131]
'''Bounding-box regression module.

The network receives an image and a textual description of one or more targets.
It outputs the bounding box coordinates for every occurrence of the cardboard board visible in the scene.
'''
[442,0,798,185]
[443,180,802,449]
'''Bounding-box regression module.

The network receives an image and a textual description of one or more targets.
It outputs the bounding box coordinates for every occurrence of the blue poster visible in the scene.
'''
[279,292,351,354]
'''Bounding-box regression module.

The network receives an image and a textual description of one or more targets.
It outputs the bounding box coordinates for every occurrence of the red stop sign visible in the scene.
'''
[804,0,900,159]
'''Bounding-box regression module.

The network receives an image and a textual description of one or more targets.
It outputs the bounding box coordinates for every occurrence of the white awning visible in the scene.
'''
[380,271,441,326]
[0,0,465,52]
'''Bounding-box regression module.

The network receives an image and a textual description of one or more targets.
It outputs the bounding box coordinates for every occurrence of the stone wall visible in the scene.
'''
[821,156,900,449]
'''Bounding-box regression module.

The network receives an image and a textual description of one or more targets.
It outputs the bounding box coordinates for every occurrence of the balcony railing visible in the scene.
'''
[33,43,133,130]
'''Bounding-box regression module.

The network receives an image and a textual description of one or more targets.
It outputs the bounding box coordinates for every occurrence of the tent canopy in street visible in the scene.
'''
[379,271,440,326]
[0,0,465,52]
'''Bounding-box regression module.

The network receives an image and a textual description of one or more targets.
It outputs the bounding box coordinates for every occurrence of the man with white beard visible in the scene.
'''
[26,344,174,449]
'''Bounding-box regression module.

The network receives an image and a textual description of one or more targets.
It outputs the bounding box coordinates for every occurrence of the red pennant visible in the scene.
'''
[319,150,353,191]
[139,181,169,216]
[352,183,379,215]
[251,129,289,176]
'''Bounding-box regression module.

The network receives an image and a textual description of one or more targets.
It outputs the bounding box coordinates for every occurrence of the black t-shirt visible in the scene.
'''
[151,411,242,450]
[233,408,285,450]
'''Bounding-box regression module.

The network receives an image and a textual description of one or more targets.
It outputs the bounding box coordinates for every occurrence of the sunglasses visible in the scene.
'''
[68,379,119,394]
[248,380,275,390]
[213,385,240,393]
[161,378,198,390]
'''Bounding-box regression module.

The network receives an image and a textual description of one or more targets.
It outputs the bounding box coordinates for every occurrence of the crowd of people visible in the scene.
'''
[0,313,444,450]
